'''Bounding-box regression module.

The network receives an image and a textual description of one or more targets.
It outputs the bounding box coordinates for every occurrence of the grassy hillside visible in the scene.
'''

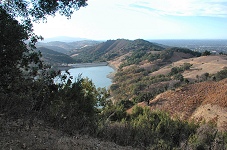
[109,47,201,101]
[71,39,164,62]
[128,78,227,131]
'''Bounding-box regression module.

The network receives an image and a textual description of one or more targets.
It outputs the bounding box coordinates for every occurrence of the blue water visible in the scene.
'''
[63,66,114,88]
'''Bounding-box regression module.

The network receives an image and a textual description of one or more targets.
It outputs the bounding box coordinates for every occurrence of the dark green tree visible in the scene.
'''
[1,0,87,20]
[0,0,88,117]
[202,50,211,56]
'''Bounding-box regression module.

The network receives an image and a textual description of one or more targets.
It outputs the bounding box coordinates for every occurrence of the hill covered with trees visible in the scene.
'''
[2,0,227,149]
[71,39,165,62]
[36,47,76,65]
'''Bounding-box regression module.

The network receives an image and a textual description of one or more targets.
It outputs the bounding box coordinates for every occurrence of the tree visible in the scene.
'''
[0,0,88,86]
[202,50,211,56]
[0,6,44,116]
[1,0,87,20]
[0,0,88,117]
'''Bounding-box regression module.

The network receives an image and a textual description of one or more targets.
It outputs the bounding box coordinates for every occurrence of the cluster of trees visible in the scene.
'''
[98,104,227,149]
[169,63,192,76]
[194,67,227,83]
[2,1,227,149]
[111,62,192,104]
[0,0,97,133]
[120,47,201,68]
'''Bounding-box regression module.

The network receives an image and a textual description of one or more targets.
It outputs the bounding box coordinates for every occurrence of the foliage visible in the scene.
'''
[36,47,76,65]
[110,66,171,102]
[98,106,198,149]
[2,1,227,149]
[169,63,192,76]
[1,0,87,21]
[214,68,227,81]
[0,0,98,135]
[49,76,99,134]
[202,50,211,56]
[120,47,200,68]
[0,6,43,116]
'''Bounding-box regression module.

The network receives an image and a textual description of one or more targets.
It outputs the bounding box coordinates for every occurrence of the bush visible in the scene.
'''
[97,106,197,149]
[49,77,98,134]
[215,68,227,81]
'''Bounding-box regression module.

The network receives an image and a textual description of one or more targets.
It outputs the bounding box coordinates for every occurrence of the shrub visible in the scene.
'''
[215,68,227,81]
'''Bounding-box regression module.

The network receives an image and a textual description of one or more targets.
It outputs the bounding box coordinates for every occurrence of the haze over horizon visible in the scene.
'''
[34,0,227,41]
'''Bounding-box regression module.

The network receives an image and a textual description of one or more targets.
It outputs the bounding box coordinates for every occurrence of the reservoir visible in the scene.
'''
[62,66,114,88]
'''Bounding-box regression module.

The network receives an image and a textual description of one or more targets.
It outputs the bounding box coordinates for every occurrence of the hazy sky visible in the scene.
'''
[33,0,227,40]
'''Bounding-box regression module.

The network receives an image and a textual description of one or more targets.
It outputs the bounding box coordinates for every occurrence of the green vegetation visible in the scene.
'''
[202,50,211,56]
[1,1,227,149]
[120,47,200,68]
[98,105,227,149]
[214,67,227,81]
[112,67,171,102]
[36,47,76,65]
[169,63,192,76]
[195,67,227,82]
[72,39,164,63]
[99,105,197,148]
[111,62,193,104]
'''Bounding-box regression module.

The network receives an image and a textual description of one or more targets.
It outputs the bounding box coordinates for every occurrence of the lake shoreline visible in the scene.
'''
[56,63,114,88]
[55,62,117,88]
[68,62,108,68]
[56,62,117,79]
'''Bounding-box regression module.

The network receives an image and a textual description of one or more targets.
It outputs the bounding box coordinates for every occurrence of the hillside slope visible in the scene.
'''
[131,78,227,131]
[71,39,164,62]
[150,55,227,80]
[37,40,100,54]
[36,47,76,65]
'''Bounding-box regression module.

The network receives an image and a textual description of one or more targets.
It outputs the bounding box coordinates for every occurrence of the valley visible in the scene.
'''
[2,1,227,149]
[38,38,227,132]
[8,38,226,149]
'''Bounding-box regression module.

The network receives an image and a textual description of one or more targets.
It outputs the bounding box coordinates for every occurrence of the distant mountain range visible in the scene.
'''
[36,38,206,67]
[41,36,90,43]
[36,40,100,54]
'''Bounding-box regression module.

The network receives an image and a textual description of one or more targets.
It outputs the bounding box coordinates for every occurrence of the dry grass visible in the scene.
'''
[128,78,227,131]
[150,55,227,79]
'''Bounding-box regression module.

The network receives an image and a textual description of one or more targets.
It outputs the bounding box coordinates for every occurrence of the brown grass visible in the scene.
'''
[128,78,227,131]
[150,55,227,79]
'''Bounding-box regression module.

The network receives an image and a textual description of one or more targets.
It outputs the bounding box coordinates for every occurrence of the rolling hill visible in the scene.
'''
[128,78,227,131]
[37,40,100,54]
[37,38,227,131]
[71,39,165,62]
[36,47,76,65]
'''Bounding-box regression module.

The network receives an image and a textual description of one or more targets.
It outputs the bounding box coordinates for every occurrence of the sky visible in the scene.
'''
[33,0,227,40]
